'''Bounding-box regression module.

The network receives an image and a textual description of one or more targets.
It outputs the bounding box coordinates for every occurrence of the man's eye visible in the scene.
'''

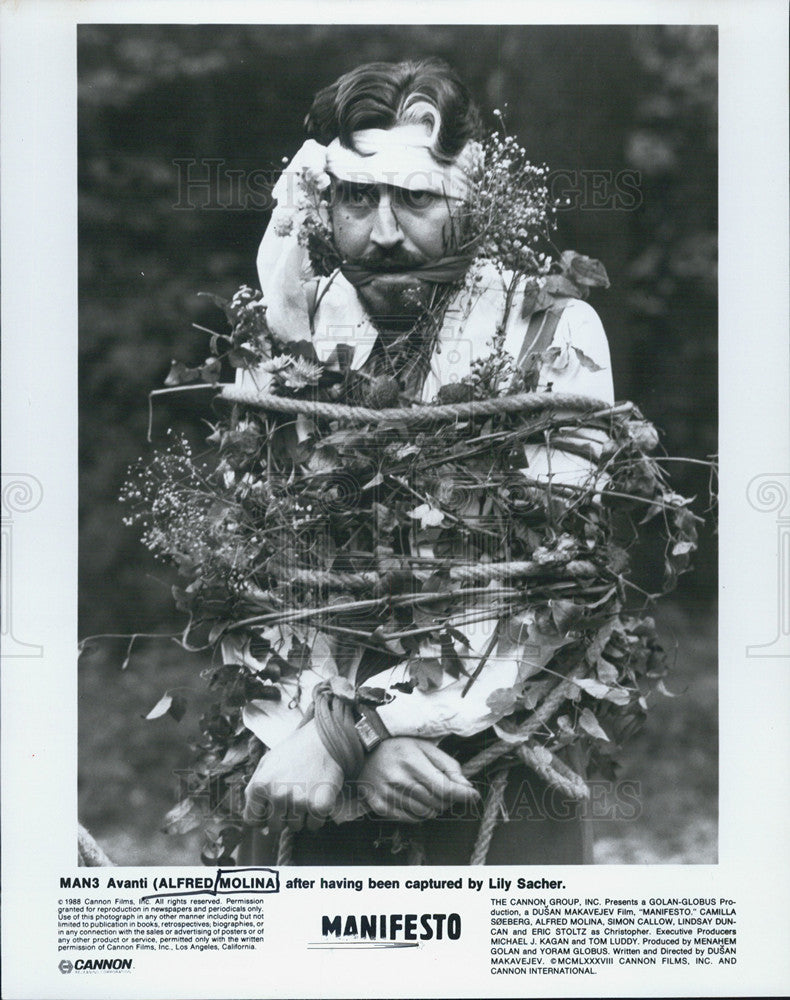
[396,189,438,210]
[338,184,376,208]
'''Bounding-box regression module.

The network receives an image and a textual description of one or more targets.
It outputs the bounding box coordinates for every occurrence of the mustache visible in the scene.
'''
[348,248,427,271]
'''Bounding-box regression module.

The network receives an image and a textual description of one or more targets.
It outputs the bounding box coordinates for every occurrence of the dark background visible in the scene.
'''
[78,24,717,864]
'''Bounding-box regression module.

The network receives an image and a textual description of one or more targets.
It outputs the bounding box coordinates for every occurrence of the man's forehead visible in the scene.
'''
[330,175,447,195]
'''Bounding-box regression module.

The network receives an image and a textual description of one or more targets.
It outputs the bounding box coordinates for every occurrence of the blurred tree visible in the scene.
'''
[622,26,718,596]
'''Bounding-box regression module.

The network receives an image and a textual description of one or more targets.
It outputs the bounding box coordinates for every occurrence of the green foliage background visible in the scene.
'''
[78,25,717,862]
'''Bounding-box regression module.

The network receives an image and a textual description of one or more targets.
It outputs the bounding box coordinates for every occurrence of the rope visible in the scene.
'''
[276,827,294,866]
[341,254,473,288]
[462,744,589,865]
[221,386,614,425]
[461,675,583,778]
[454,677,590,865]
[222,374,618,864]
[78,824,115,867]
[469,769,510,865]
[518,743,590,801]
[279,569,381,590]
[312,682,366,779]
[278,559,598,591]
[450,559,597,584]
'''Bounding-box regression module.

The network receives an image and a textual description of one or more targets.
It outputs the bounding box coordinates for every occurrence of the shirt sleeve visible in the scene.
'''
[538,298,614,401]
[375,298,616,739]
[374,617,522,739]
[522,298,615,488]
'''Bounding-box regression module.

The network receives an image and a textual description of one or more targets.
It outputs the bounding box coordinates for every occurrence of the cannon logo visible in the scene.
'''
[58,957,133,973]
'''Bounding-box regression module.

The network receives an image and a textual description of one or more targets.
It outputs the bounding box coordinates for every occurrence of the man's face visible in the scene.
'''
[329,177,463,324]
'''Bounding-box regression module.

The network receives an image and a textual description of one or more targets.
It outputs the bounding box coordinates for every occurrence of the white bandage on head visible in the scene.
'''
[326,124,480,200]
[254,138,331,341]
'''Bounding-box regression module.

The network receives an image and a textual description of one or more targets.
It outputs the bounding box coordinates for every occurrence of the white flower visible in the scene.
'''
[273,216,294,238]
[408,503,445,529]
[295,139,331,192]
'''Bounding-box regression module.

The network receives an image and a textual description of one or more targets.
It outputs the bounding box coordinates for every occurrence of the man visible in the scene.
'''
[237,59,614,865]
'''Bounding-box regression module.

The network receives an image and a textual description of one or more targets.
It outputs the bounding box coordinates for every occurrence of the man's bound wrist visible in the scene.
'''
[312,683,365,779]
[311,683,391,776]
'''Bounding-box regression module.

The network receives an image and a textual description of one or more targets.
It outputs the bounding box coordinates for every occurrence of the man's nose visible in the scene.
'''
[369,192,403,250]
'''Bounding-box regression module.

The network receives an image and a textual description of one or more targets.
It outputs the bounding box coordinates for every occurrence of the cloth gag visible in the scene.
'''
[340,255,473,289]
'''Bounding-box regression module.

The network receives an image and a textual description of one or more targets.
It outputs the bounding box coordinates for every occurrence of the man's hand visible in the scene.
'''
[355,737,480,822]
[243,719,344,832]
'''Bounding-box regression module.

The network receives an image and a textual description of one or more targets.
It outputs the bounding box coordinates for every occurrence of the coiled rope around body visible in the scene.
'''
[237,387,608,866]
[221,386,621,425]
[270,559,598,592]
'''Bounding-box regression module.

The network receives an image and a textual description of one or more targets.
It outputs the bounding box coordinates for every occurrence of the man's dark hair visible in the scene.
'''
[305,58,481,164]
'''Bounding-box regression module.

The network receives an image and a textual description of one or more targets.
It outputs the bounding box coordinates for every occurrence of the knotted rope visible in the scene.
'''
[518,744,590,801]
[221,387,617,425]
[464,740,591,865]
[457,675,591,865]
